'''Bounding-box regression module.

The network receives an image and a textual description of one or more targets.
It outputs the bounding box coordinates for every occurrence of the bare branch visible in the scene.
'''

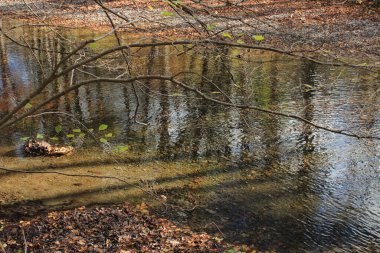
[1,74,378,140]
[0,76,172,129]
[169,77,380,140]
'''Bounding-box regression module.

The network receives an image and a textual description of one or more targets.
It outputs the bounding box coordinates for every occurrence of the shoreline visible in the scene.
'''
[0,0,379,63]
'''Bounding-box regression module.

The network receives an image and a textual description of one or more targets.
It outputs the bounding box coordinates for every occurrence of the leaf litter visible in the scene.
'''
[0,203,257,252]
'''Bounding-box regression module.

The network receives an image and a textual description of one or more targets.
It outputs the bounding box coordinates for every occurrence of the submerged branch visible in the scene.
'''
[0,166,132,184]
[0,166,168,208]
[0,166,201,213]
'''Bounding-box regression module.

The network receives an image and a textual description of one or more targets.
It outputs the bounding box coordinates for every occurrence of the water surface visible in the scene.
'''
[0,18,379,252]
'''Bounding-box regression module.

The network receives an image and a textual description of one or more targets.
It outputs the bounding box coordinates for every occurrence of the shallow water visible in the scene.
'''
[0,18,379,252]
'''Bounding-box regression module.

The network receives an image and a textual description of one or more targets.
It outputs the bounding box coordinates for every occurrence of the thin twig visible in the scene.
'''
[22,37,46,78]
[20,227,27,253]
[0,241,7,253]
[205,222,225,237]
[97,0,147,125]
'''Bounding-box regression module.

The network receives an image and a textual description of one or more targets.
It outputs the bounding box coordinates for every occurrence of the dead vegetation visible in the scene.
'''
[0,0,379,60]
[0,204,256,252]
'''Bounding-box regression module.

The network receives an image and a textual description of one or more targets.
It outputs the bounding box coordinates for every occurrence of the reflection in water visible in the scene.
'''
[0,19,379,252]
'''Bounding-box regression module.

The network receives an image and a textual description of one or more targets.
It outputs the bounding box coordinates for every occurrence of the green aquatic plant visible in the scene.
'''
[19,122,116,147]
[99,124,108,131]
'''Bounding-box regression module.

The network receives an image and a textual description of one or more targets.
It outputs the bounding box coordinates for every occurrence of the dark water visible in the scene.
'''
[0,18,379,252]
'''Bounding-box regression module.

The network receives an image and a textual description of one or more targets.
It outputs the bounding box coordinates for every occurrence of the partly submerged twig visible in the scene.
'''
[0,166,202,213]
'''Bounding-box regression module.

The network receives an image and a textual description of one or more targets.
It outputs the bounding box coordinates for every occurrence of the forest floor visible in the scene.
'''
[0,0,379,62]
[0,204,256,252]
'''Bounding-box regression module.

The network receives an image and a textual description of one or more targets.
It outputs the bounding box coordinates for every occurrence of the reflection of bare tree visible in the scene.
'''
[299,61,316,167]
[0,33,15,113]
[0,34,377,141]
[261,60,281,169]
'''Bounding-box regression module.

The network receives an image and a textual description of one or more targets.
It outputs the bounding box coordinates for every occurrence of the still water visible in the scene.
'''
[0,19,379,252]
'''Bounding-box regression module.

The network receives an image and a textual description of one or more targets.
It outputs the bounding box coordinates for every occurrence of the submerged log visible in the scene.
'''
[23,138,74,156]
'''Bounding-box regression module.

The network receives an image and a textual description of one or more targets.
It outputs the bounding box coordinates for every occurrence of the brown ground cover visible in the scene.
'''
[0,0,379,60]
[0,204,256,252]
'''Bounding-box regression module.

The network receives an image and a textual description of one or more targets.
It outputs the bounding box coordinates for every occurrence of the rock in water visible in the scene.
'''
[24,138,74,156]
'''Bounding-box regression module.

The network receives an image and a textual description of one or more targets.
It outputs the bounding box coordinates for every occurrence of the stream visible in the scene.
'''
[0,18,379,252]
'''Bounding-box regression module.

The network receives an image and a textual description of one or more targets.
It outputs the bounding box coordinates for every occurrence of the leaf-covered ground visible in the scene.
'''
[0,0,379,60]
[0,203,256,253]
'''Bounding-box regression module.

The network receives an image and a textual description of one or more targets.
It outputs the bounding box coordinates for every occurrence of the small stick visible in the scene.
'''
[0,241,7,253]
[20,227,28,253]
